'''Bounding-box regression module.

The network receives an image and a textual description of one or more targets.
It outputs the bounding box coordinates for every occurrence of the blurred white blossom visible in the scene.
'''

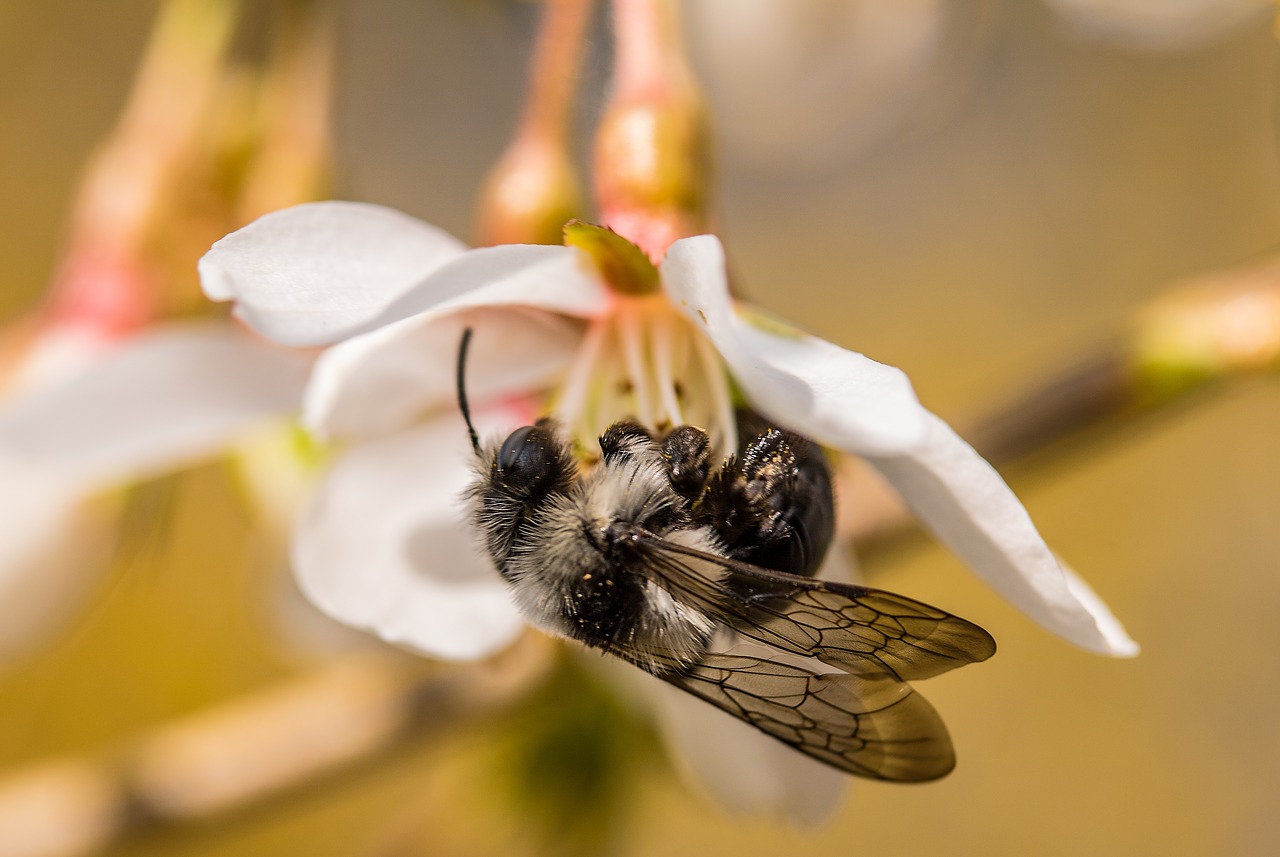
[686,0,978,166]
[0,0,339,662]
[1045,0,1270,50]
[0,321,311,658]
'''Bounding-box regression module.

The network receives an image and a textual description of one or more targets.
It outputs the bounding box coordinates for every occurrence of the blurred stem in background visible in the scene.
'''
[974,258,1280,464]
[841,257,1280,547]
[15,0,335,350]
[0,642,555,857]
[0,0,335,665]
[472,0,593,246]
[30,0,337,338]
[1,2,1278,857]
[0,0,243,666]
[42,0,239,337]
[233,0,336,221]
[594,0,709,258]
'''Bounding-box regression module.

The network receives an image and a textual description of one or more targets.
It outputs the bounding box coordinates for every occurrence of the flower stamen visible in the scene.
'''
[694,331,736,458]
[554,315,609,437]
[651,306,684,428]
[617,301,654,428]
[552,294,735,463]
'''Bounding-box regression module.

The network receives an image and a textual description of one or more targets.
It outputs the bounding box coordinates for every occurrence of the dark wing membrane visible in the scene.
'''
[636,534,996,681]
[663,653,956,781]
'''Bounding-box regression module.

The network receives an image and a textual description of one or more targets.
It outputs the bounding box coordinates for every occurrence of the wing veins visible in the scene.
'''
[633,532,995,680]
[664,653,957,781]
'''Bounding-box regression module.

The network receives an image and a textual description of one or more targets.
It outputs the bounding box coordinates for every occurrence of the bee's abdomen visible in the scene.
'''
[563,563,650,646]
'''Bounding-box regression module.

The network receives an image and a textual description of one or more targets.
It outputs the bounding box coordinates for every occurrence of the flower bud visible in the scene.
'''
[1133,259,1280,400]
[594,85,709,261]
[474,132,584,247]
[594,0,710,260]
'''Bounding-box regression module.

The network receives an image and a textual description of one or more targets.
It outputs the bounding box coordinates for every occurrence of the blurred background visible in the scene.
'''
[1,1,1279,855]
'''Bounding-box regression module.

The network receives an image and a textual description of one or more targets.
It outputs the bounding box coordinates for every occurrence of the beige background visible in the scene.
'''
[1,1,1278,855]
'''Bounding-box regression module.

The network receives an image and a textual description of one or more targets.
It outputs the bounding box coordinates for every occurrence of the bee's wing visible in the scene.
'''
[609,532,991,780]
[661,651,957,781]
[636,535,996,681]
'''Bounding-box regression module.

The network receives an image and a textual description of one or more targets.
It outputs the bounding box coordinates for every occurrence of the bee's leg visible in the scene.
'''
[660,425,713,501]
[759,429,834,577]
[702,428,834,577]
[599,420,653,463]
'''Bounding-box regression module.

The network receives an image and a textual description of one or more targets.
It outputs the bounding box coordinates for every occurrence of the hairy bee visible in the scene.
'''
[458,331,995,781]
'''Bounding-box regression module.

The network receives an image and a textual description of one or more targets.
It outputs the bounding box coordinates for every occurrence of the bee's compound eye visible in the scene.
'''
[496,425,559,495]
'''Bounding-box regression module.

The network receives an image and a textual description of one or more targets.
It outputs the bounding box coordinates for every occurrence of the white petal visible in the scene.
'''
[199,201,468,346]
[305,298,598,442]
[0,460,115,660]
[650,677,846,824]
[661,235,928,456]
[226,426,382,657]
[816,541,859,585]
[0,324,310,488]
[305,309,577,442]
[867,412,1139,656]
[291,413,526,660]
[2,325,113,396]
[360,242,610,330]
[1057,558,1141,656]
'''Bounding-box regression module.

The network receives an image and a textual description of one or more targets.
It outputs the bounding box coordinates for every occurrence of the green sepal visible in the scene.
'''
[563,220,660,296]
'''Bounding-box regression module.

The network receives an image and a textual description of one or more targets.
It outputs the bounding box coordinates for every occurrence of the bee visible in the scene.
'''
[457,330,995,781]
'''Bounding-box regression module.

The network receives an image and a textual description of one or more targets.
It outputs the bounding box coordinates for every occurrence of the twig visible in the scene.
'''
[843,257,1280,548]
[0,638,554,857]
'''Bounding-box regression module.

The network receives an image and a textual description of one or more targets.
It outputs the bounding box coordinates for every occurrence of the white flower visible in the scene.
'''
[201,199,1138,817]
[1044,0,1269,50]
[0,321,313,658]
[203,199,1137,653]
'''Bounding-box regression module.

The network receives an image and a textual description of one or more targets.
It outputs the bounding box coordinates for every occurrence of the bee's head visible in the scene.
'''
[457,328,575,502]
[469,419,574,576]
[490,419,574,500]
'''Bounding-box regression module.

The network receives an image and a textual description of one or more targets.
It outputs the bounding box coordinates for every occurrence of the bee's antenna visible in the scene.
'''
[456,327,481,455]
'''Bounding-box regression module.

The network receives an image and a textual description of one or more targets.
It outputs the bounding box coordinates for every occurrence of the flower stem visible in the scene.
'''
[844,258,1280,547]
[523,0,597,141]
[237,0,337,222]
[969,259,1280,468]
[48,0,241,335]
[0,643,556,857]
[595,0,709,260]
[473,0,595,246]
[618,302,655,427]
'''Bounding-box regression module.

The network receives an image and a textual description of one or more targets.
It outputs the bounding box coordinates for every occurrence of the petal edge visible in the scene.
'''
[868,413,1138,656]
[199,201,468,346]
[662,235,929,456]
